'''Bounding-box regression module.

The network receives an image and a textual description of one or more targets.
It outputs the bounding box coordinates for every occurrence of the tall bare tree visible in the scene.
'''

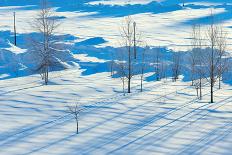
[172,51,181,82]
[118,16,140,93]
[203,11,229,103]
[31,0,60,85]
[190,24,198,86]
[207,12,218,103]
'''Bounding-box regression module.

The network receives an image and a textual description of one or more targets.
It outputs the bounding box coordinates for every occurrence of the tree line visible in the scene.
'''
[111,12,230,104]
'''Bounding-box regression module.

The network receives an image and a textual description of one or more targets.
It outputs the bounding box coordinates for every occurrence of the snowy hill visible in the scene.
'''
[0,0,232,154]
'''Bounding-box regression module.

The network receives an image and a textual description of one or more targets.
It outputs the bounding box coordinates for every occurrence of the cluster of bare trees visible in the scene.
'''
[190,12,229,103]
[112,12,229,104]
[112,16,184,95]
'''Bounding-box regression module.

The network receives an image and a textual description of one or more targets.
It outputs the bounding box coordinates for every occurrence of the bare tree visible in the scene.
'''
[190,24,204,99]
[133,22,137,59]
[31,0,60,85]
[190,24,198,86]
[216,25,228,89]
[118,16,140,93]
[172,51,181,82]
[108,51,115,77]
[205,11,223,103]
[154,47,162,81]
[159,51,167,80]
[109,59,114,77]
[13,12,17,46]
[207,13,217,103]
[195,51,205,100]
[67,102,81,134]
[140,46,148,92]
[117,59,127,95]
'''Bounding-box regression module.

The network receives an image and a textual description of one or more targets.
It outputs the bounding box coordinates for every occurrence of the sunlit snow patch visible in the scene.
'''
[4,41,27,54]
[74,54,106,63]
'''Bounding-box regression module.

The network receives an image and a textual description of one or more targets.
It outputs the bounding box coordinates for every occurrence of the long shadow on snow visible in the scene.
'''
[180,3,232,25]
[0,0,183,18]
[1,30,232,86]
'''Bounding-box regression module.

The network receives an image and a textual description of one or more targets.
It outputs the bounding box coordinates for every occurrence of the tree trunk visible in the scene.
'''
[211,80,213,103]
[133,22,136,59]
[45,66,48,85]
[200,78,202,100]
[128,78,131,93]
[123,77,125,96]
[13,12,17,46]
[219,76,221,89]
[128,47,131,93]
[210,43,214,103]
[140,75,143,92]
[76,120,79,134]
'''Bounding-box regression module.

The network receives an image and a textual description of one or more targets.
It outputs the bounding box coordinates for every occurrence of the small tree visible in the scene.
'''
[190,24,204,99]
[140,46,148,92]
[108,51,115,77]
[67,102,81,134]
[159,51,167,80]
[117,59,127,95]
[172,51,181,82]
[109,59,114,77]
[182,0,185,7]
[154,47,162,81]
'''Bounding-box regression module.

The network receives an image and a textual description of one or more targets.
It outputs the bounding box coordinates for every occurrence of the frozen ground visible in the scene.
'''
[0,0,232,154]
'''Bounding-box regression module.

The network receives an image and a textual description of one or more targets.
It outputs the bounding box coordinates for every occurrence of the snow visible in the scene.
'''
[74,54,106,63]
[0,0,232,154]
[1,1,232,52]
[5,42,27,54]
[0,69,231,154]
[88,0,163,5]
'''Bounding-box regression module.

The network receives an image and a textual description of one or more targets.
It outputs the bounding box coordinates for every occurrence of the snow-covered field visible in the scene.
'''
[1,0,232,154]
[0,69,232,154]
